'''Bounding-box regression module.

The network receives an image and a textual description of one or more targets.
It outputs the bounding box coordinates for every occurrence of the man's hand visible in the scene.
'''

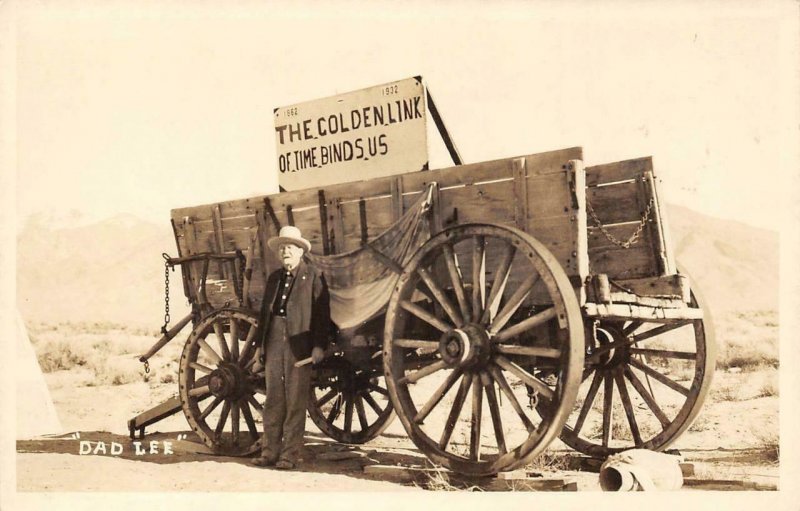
[311,346,325,365]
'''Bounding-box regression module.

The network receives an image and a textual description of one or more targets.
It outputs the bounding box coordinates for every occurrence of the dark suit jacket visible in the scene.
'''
[257,259,332,360]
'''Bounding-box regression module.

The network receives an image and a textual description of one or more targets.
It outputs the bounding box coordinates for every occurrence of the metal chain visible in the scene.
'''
[586,197,654,249]
[161,253,172,334]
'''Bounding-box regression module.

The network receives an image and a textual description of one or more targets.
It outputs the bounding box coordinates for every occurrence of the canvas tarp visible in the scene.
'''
[308,184,435,329]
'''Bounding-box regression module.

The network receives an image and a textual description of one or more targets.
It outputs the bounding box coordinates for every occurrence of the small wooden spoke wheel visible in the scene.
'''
[179,308,265,456]
[308,356,395,444]
[383,223,584,476]
[553,288,716,456]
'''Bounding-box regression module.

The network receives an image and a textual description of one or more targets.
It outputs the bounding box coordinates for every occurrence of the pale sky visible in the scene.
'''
[13,1,800,231]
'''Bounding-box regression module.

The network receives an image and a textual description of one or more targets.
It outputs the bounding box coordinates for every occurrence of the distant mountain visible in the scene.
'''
[17,213,189,329]
[667,205,778,314]
[16,205,778,327]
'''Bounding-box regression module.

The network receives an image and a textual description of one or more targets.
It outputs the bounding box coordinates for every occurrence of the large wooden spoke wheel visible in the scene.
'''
[308,356,395,444]
[553,288,716,456]
[179,308,265,456]
[383,223,584,476]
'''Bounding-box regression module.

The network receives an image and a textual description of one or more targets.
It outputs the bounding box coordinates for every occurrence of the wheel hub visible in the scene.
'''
[593,325,629,368]
[208,362,247,399]
[439,323,491,368]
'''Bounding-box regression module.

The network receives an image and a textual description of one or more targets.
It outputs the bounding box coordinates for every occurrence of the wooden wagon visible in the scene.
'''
[133,146,715,476]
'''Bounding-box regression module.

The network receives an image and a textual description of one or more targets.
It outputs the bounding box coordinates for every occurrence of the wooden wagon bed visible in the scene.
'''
[170,146,688,320]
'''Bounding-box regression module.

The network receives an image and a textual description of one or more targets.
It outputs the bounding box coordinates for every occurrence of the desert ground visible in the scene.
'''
[17,308,779,492]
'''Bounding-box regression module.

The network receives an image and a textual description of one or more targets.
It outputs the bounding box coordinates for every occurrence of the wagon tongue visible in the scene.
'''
[439,323,491,369]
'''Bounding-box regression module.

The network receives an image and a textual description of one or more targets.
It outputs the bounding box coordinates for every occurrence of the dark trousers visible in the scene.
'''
[261,316,312,463]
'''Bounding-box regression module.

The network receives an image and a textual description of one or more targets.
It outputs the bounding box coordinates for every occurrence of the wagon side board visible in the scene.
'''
[170,147,590,311]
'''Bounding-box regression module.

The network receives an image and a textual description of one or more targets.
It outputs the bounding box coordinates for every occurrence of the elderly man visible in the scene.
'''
[252,225,330,470]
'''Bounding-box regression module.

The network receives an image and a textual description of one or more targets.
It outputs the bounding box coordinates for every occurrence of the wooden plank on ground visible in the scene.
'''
[362,465,573,491]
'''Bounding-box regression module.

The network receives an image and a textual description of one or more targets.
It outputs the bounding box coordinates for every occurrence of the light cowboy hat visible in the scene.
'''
[267,225,312,253]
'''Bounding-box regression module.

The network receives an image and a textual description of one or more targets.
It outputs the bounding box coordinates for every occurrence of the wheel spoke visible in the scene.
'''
[629,358,690,396]
[624,366,671,429]
[400,300,451,333]
[480,243,515,325]
[189,362,214,374]
[494,345,561,358]
[470,374,483,461]
[471,235,485,322]
[494,355,555,401]
[622,320,644,336]
[240,399,259,440]
[197,338,223,366]
[587,320,693,364]
[417,267,464,327]
[362,390,384,415]
[188,385,210,397]
[200,396,223,420]
[231,401,240,445]
[488,273,540,335]
[368,383,389,396]
[212,322,232,361]
[326,395,342,424]
[394,339,440,350]
[355,395,369,432]
[247,395,264,413]
[439,373,472,450]
[633,320,692,343]
[573,369,603,435]
[441,243,471,323]
[237,322,260,365]
[316,388,338,407]
[614,369,642,445]
[601,373,614,448]
[399,359,448,385]
[230,318,240,362]
[629,348,697,360]
[344,393,354,433]
[486,364,534,433]
[492,307,556,342]
[414,368,462,424]
[215,401,231,436]
[481,371,507,455]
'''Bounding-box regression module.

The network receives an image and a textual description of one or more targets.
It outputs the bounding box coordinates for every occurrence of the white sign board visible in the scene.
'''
[273,76,428,190]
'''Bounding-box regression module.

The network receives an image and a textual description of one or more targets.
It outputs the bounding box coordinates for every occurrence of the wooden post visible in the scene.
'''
[567,159,589,284]
[331,197,346,254]
[318,190,331,255]
[182,216,200,303]
[391,177,405,222]
[358,198,368,245]
[644,169,676,275]
[211,204,228,279]
[512,158,528,231]
[254,209,271,283]
[426,88,463,166]
[241,228,257,308]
